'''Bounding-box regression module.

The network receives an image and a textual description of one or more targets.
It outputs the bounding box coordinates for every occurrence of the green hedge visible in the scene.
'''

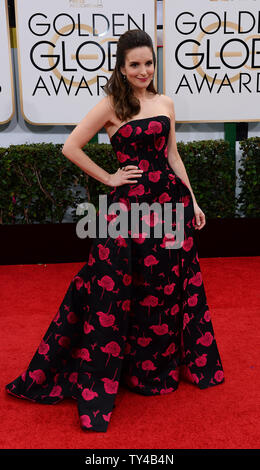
[0,138,258,224]
[236,137,260,217]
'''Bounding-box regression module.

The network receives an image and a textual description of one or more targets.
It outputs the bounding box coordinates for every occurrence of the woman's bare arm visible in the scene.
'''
[165,96,197,205]
[62,96,113,186]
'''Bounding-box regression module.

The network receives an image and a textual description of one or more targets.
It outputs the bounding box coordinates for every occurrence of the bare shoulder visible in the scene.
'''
[92,95,113,118]
[62,95,114,150]
[157,93,175,116]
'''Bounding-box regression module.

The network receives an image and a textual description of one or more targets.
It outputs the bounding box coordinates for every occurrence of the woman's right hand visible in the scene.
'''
[108,165,144,187]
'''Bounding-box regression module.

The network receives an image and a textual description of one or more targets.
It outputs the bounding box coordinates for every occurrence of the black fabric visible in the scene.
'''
[6,115,224,432]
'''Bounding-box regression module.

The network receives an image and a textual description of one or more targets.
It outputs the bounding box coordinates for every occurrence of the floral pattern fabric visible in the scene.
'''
[6,115,224,432]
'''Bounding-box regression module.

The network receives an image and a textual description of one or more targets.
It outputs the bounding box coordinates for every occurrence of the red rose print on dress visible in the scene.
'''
[145,121,162,134]
[101,368,119,394]
[101,341,121,367]
[80,415,92,429]
[159,192,171,203]
[49,385,63,397]
[5,115,224,433]
[117,151,130,163]
[97,275,115,299]
[155,136,165,151]
[82,382,98,401]
[26,370,46,391]
[119,124,133,138]
[141,360,157,377]
[140,295,159,316]
[135,126,142,135]
[149,314,169,335]
[139,159,150,171]
[144,254,159,273]
[148,170,162,183]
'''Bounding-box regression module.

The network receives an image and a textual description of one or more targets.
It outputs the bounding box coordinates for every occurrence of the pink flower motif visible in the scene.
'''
[159,192,171,203]
[160,386,174,395]
[214,370,224,382]
[101,341,121,367]
[182,237,193,252]
[195,354,208,367]
[27,369,46,391]
[137,336,152,347]
[69,372,78,384]
[98,244,110,260]
[88,253,95,266]
[160,234,176,249]
[98,312,115,327]
[58,336,70,348]
[140,295,159,315]
[119,124,133,137]
[38,340,49,356]
[102,412,112,422]
[102,375,119,394]
[74,276,83,290]
[150,323,169,335]
[145,121,162,134]
[119,197,131,210]
[170,304,179,316]
[97,275,115,299]
[183,313,190,329]
[123,274,132,286]
[148,171,161,183]
[129,376,139,387]
[128,184,145,197]
[49,385,62,397]
[84,320,94,334]
[132,232,148,244]
[141,360,157,374]
[164,282,175,295]
[181,195,190,207]
[115,235,128,248]
[168,173,176,184]
[116,151,130,163]
[169,369,179,381]
[144,254,159,271]
[141,211,160,227]
[67,311,78,324]
[122,299,131,312]
[155,136,165,151]
[190,272,202,287]
[162,343,176,356]
[196,331,214,347]
[135,126,142,135]
[204,310,211,322]
[139,159,150,171]
[80,414,92,428]
[82,387,98,401]
[72,347,92,365]
[187,293,198,307]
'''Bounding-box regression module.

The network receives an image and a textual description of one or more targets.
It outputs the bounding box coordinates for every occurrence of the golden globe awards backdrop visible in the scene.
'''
[0,0,15,124]
[15,0,156,125]
[163,0,260,122]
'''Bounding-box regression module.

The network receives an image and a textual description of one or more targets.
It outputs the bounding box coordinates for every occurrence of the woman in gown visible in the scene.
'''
[5,29,224,432]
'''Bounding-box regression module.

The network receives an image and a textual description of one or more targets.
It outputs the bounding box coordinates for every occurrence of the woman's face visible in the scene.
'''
[120,46,155,91]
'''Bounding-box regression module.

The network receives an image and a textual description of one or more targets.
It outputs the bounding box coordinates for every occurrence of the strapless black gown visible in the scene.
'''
[5,115,224,432]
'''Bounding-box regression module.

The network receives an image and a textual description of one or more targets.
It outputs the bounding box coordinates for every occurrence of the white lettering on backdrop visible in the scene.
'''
[15,0,156,125]
[164,0,260,122]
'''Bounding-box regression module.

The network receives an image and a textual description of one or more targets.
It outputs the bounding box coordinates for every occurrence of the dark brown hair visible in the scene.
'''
[103,29,158,122]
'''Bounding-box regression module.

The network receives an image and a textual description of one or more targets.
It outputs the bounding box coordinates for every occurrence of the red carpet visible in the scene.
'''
[0,257,259,449]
